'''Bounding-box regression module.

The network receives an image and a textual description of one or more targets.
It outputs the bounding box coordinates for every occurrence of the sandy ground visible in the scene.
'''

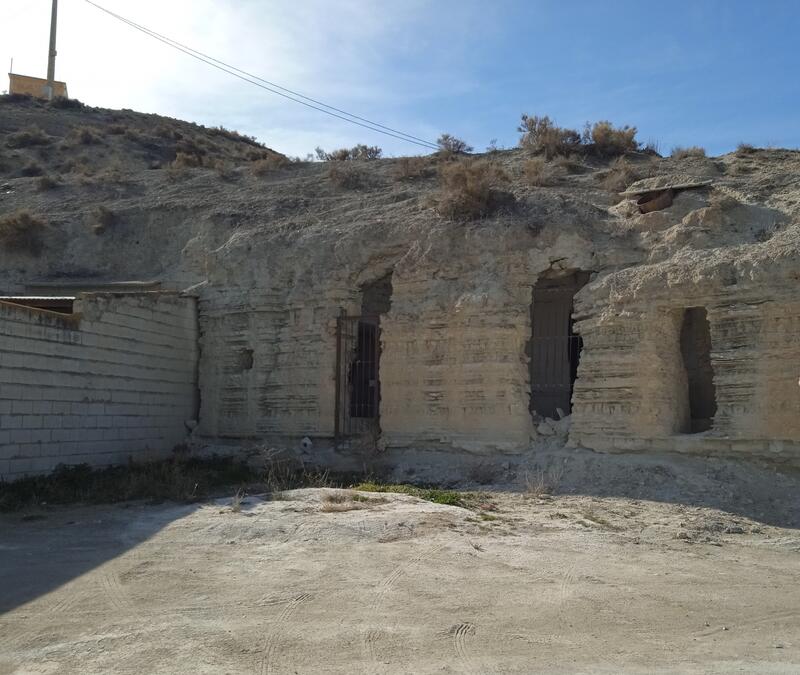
[1,472,799,675]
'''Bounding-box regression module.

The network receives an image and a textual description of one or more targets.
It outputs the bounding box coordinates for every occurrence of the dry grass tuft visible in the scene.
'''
[91,206,116,234]
[36,175,60,191]
[523,463,564,498]
[21,161,44,177]
[393,156,432,181]
[522,158,565,187]
[328,163,367,189]
[671,146,707,159]
[585,120,639,157]
[250,153,290,176]
[600,157,639,193]
[436,133,473,155]
[433,159,513,220]
[0,210,47,255]
[518,114,581,159]
[317,144,382,161]
[736,143,757,156]
[68,126,101,146]
[6,125,50,149]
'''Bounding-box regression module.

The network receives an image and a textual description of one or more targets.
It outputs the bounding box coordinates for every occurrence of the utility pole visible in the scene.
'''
[45,0,58,100]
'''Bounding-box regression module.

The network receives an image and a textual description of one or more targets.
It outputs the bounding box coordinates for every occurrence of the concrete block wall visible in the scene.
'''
[0,292,198,478]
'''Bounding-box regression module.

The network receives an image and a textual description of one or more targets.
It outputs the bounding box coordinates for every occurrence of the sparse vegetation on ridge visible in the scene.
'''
[433,158,513,220]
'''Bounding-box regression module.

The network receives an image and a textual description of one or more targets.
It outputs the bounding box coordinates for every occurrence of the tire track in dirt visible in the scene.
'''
[693,609,800,638]
[100,568,134,613]
[360,544,445,671]
[258,592,312,675]
[450,621,478,673]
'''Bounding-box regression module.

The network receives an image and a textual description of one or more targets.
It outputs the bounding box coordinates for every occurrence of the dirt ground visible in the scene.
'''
[2,452,800,675]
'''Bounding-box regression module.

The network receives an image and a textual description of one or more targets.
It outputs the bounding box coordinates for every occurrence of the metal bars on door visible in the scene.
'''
[334,312,381,447]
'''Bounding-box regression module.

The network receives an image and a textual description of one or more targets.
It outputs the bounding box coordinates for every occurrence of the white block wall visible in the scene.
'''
[0,293,198,478]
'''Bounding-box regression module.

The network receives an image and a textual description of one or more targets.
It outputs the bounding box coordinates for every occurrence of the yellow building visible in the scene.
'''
[8,73,68,99]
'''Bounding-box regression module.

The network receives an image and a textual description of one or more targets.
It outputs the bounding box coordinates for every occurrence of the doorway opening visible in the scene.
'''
[680,307,717,433]
[334,273,393,446]
[528,271,589,420]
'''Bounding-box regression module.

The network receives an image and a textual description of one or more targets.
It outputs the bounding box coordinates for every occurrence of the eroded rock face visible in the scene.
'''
[1,101,798,468]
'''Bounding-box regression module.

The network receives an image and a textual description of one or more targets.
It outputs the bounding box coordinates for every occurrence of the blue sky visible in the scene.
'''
[2,0,798,157]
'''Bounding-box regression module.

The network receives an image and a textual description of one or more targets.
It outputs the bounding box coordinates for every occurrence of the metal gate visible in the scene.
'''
[334,311,381,447]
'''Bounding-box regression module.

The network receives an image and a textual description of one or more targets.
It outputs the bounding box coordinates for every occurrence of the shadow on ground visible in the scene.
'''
[0,501,198,614]
[490,447,800,530]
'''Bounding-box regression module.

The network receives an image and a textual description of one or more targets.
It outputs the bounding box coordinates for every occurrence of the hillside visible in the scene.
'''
[0,95,798,295]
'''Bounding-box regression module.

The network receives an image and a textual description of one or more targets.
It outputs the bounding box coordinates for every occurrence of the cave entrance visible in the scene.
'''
[680,307,717,433]
[334,273,393,447]
[528,271,589,420]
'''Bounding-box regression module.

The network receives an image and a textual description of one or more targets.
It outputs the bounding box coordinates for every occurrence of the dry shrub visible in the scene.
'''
[523,463,564,498]
[108,124,128,136]
[209,125,262,148]
[21,161,44,177]
[393,156,431,181]
[320,491,386,512]
[585,120,639,157]
[211,159,236,180]
[65,157,95,177]
[552,154,585,173]
[0,210,46,255]
[49,97,83,110]
[671,146,707,159]
[36,175,60,191]
[96,161,131,184]
[600,157,639,193]
[123,127,141,142]
[69,126,101,146]
[518,114,581,158]
[434,158,513,220]
[6,125,50,149]
[328,163,367,189]
[522,158,565,187]
[171,151,203,170]
[736,143,757,155]
[436,133,473,154]
[316,144,382,161]
[154,123,181,140]
[250,153,290,176]
[91,206,116,234]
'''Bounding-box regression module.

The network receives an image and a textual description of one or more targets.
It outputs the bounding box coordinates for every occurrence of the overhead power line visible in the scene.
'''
[83,0,440,151]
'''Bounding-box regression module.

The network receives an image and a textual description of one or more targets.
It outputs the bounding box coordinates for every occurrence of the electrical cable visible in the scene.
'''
[83,0,439,151]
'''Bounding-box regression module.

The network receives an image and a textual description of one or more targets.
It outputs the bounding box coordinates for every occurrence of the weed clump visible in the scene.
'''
[436,133,473,155]
[69,126,101,146]
[0,456,256,512]
[328,162,367,189]
[522,158,565,187]
[354,481,465,507]
[433,158,513,220]
[49,97,83,110]
[600,157,639,193]
[393,156,431,181]
[91,206,116,234]
[671,146,707,159]
[21,161,44,177]
[518,115,581,158]
[36,175,60,191]
[250,153,290,176]
[6,125,50,149]
[0,209,47,255]
[316,144,382,161]
[584,120,639,157]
